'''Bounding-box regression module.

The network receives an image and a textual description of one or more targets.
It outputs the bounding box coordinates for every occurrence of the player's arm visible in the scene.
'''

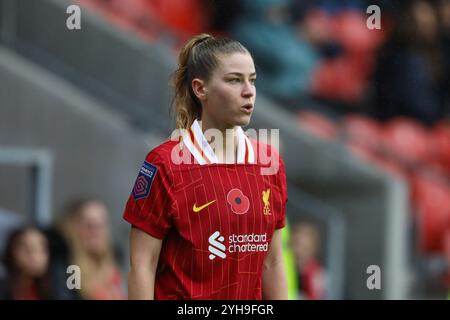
[262,228,288,300]
[128,226,162,300]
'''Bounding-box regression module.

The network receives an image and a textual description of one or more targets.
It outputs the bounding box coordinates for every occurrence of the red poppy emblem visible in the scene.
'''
[227,188,250,215]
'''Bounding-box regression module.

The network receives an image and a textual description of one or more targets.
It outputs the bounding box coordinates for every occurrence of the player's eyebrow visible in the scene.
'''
[225,72,257,77]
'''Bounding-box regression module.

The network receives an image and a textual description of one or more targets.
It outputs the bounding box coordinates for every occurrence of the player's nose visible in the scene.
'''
[241,80,255,99]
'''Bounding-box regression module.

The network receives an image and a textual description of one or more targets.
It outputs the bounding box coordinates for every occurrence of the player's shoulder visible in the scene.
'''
[247,137,286,177]
[144,139,178,165]
[248,137,284,162]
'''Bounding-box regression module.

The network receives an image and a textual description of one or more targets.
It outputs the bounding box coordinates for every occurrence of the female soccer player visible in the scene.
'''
[124,34,288,300]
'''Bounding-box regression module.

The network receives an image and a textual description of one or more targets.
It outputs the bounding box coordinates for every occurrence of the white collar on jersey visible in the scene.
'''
[181,119,255,165]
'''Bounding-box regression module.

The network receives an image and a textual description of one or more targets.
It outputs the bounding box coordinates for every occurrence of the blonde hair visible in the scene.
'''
[59,199,122,300]
[171,33,251,129]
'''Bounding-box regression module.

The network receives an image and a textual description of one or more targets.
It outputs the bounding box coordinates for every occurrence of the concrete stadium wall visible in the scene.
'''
[0,0,176,133]
[0,46,162,266]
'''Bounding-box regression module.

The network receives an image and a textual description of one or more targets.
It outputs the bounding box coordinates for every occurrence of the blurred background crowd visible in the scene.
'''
[0,199,125,299]
[0,0,449,299]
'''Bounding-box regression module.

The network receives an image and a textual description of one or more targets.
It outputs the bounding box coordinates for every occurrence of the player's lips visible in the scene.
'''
[241,103,254,113]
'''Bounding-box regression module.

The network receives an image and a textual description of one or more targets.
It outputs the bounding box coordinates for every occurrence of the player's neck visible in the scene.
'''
[199,118,239,164]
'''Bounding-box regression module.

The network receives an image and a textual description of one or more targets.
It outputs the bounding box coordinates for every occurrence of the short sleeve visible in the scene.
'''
[276,155,288,229]
[123,151,174,239]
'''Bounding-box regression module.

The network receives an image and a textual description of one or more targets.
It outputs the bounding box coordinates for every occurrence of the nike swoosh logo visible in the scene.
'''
[193,200,216,213]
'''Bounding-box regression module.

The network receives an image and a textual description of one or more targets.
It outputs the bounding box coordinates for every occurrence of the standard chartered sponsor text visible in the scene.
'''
[228,233,268,253]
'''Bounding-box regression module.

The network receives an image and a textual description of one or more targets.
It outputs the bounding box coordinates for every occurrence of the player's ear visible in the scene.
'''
[192,78,207,101]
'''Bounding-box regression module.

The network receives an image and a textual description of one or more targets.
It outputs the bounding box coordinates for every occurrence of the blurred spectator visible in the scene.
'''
[43,225,79,299]
[292,1,386,107]
[0,207,23,279]
[290,222,326,299]
[290,0,368,51]
[60,199,125,300]
[0,226,51,299]
[372,0,445,125]
[292,4,342,59]
[229,0,320,106]
[207,0,242,34]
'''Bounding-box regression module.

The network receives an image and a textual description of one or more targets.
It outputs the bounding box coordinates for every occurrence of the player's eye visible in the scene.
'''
[227,78,240,83]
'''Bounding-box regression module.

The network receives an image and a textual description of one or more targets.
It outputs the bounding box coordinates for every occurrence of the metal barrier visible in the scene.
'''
[0,147,53,226]
[287,187,346,300]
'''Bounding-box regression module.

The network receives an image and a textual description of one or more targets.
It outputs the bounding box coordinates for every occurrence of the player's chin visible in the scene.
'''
[234,114,252,126]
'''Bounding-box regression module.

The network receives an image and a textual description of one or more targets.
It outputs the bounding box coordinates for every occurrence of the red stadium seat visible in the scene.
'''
[310,10,387,104]
[76,0,105,12]
[443,230,450,288]
[347,142,407,179]
[411,173,450,253]
[343,114,410,178]
[416,202,450,254]
[332,10,385,54]
[109,0,168,41]
[430,122,450,175]
[311,57,367,103]
[303,9,386,55]
[76,0,161,41]
[343,114,383,150]
[346,142,374,160]
[297,110,339,141]
[444,230,450,262]
[144,0,210,39]
[382,117,433,165]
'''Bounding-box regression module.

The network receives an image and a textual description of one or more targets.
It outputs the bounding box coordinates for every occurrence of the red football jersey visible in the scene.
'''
[123,120,288,299]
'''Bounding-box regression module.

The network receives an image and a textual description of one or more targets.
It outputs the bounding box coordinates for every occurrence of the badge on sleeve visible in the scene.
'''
[132,161,157,200]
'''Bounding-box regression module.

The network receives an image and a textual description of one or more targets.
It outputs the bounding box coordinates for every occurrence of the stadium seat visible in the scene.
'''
[342,114,383,149]
[382,117,433,165]
[332,10,385,54]
[443,229,450,289]
[346,142,407,179]
[76,0,160,41]
[411,173,450,253]
[430,122,450,176]
[310,9,387,104]
[75,0,105,12]
[311,56,367,103]
[444,230,450,262]
[297,110,339,141]
[109,0,168,41]
[144,0,210,39]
